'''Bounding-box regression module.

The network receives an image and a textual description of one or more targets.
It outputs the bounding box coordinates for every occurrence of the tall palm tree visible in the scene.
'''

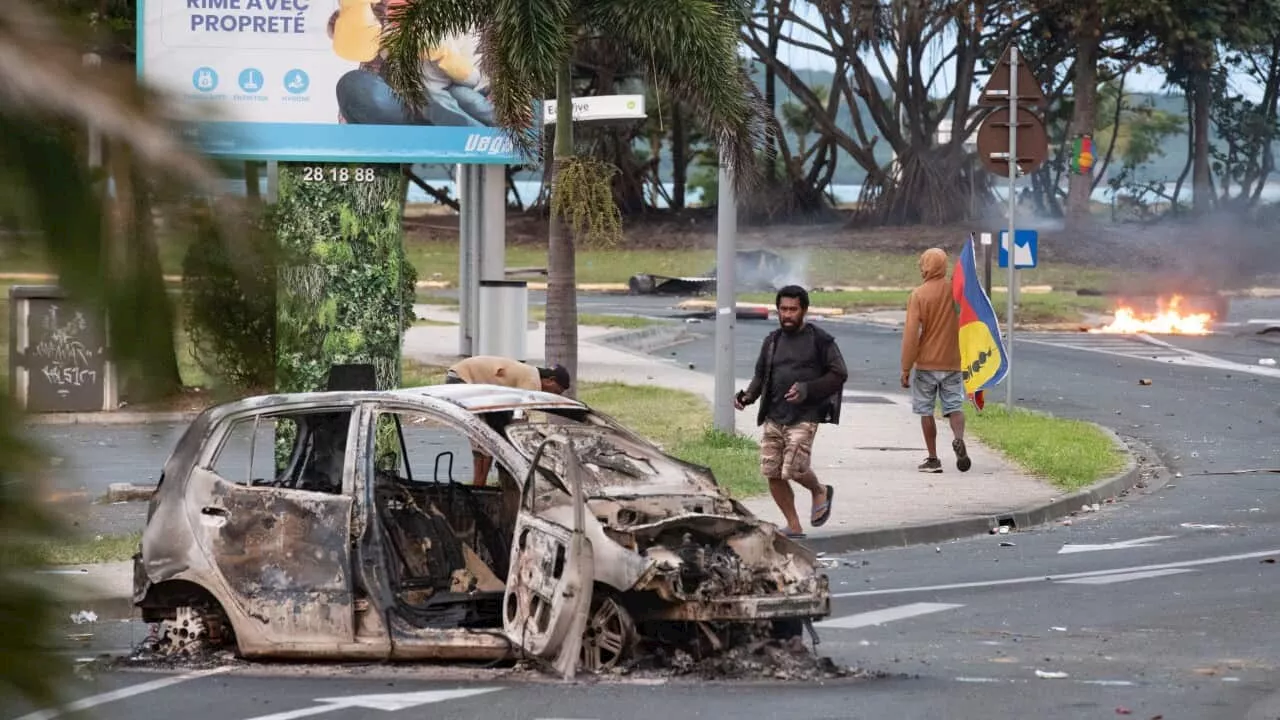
[1,0,266,706]
[382,0,766,386]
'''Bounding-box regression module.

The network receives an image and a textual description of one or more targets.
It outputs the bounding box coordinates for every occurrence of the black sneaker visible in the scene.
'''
[953,438,972,472]
[918,457,943,473]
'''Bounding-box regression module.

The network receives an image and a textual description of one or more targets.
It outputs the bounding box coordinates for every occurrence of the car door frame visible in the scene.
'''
[188,400,362,652]
[501,434,595,679]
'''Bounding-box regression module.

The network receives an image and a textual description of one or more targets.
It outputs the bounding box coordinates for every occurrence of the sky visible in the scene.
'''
[748,5,1266,103]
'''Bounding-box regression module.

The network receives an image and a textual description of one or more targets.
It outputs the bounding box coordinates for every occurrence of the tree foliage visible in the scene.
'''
[381,0,765,387]
[1,0,268,708]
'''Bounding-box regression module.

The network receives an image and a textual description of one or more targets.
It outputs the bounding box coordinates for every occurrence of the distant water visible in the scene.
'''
[218,176,1280,209]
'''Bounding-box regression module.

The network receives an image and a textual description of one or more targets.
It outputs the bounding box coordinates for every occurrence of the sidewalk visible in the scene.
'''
[404,309,1073,552]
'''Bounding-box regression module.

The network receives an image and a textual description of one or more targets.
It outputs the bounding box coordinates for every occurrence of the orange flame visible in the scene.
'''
[1090,295,1213,335]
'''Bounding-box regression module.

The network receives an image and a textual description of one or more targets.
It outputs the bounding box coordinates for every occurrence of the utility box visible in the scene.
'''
[477,280,528,361]
[7,285,117,413]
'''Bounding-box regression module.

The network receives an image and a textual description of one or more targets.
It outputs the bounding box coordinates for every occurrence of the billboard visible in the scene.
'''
[138,0,521,163]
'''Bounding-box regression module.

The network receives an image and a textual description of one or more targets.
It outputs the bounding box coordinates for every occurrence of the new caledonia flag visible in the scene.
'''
[951,233,1009,410]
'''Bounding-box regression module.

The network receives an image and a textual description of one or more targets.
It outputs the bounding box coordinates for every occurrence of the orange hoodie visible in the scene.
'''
[901,248,962,373]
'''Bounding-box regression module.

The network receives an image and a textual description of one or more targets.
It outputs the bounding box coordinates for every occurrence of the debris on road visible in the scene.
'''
[1116,707,1132,715]
[69,610,98,625]
[999,542,1016,547]
[1259,358,1277,366]
[1034,669,1069,679]
[634,632,861,681]
[1138,379,1152,386]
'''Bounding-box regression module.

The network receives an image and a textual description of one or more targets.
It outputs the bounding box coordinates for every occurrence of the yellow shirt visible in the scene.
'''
[449,356,541,391]
[332,0,381,63]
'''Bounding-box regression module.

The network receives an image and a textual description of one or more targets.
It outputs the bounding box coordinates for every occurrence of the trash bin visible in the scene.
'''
[7,285,117,413]
[477,280,528,361]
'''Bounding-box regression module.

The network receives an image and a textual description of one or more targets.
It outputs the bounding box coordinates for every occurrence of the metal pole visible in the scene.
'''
[83,54,102,169]
[982,233,993,295]
[1005,45,1019,410]
[266,161,279,203]
[714,150,737,433]
[457,164,471,356]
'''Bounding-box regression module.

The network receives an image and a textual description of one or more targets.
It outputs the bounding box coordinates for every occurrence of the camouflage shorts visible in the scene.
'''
[760,420,818,482]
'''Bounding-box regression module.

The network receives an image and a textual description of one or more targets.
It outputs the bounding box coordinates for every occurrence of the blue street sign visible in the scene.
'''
[998,229,1038,269]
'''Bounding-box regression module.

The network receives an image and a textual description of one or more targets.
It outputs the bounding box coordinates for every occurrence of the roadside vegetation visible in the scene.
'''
[3,530,142,567]
[968,404,1127,492]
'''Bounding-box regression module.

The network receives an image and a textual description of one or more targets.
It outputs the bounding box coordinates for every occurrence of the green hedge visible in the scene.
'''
[273,164,417,394]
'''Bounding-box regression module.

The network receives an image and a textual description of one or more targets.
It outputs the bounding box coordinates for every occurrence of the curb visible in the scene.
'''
[105,483,156,503]
[596,325,697,354]
[675,299,846,317]
[23,410,201,426]
[801,425,1155,555]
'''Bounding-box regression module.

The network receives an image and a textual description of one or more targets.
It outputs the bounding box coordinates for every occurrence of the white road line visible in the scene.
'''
[1057,535,1175,554]
[815,602,964,630]
[11,666,232,720]
[831,547,1280,598]
[1057,568,1195,585]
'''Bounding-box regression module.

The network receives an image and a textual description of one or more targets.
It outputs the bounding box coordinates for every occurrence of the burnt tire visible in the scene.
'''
[580,594,636,673]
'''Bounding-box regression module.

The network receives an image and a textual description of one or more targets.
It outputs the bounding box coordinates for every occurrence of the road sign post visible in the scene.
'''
[975,44,1048,410]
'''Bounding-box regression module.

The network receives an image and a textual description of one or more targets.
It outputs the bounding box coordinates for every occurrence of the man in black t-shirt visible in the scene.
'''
[735,285,848,539]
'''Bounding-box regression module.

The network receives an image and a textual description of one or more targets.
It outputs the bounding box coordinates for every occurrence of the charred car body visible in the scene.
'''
[133,384,830,675]
[628,249,794,296]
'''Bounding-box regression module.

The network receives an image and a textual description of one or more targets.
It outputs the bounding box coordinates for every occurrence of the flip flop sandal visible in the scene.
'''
[811,485,835,527]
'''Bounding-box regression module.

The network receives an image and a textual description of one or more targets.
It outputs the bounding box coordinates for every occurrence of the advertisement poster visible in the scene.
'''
[138,0,521,163]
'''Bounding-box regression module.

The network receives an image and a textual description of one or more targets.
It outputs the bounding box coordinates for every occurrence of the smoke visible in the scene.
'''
[774,248,811,289]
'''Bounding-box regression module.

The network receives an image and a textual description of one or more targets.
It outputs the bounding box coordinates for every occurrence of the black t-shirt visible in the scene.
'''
[766,325,829,425]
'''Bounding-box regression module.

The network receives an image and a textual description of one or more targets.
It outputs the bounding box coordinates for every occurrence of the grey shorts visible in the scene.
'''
[911,370,965,416]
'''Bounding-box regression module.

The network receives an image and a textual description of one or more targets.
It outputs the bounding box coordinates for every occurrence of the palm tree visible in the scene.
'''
[1,0,267,706]
[381,0,766,387]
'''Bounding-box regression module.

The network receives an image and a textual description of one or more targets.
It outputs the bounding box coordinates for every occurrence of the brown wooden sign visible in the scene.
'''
[977,46,1048,108]
[975,107,1049,176]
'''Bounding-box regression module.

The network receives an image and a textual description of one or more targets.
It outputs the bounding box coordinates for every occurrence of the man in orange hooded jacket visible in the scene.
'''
[900,248,972,474]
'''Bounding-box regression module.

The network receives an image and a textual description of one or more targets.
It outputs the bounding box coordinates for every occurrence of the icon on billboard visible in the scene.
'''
[238,68,263,93]
[192,67,218,93]
[284,69,310,95]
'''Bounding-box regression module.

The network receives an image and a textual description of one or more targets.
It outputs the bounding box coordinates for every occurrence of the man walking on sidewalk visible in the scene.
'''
[443,355,571,486]
[735,285,848,539]
[900,248,972,474]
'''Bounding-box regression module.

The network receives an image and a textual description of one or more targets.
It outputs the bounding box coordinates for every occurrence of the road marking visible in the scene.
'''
[831,547,1280,598]
[1057,535,1175,554]
[237,688,501,720]
[1057,568,1195,585]
[816,602,964,629]
[13,666,232,720]
[1019,332,1280,379]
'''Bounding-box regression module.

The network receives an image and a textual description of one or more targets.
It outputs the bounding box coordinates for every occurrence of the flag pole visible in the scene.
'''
[1004,44,1018,412]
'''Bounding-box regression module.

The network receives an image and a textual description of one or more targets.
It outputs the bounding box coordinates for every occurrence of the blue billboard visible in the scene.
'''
[138,0,522,164]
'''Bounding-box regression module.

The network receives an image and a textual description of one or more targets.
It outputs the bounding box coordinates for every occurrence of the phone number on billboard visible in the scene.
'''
[301,166,377,183]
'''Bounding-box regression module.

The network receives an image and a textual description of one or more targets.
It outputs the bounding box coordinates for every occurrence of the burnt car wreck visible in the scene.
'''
[132,384,830,677]
[628,249,795,296]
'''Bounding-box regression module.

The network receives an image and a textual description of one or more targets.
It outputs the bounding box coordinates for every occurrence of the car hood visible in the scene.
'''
[505,422,726,498]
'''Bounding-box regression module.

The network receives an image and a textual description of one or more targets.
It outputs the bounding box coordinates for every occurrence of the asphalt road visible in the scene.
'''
[18,294,1280,719]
